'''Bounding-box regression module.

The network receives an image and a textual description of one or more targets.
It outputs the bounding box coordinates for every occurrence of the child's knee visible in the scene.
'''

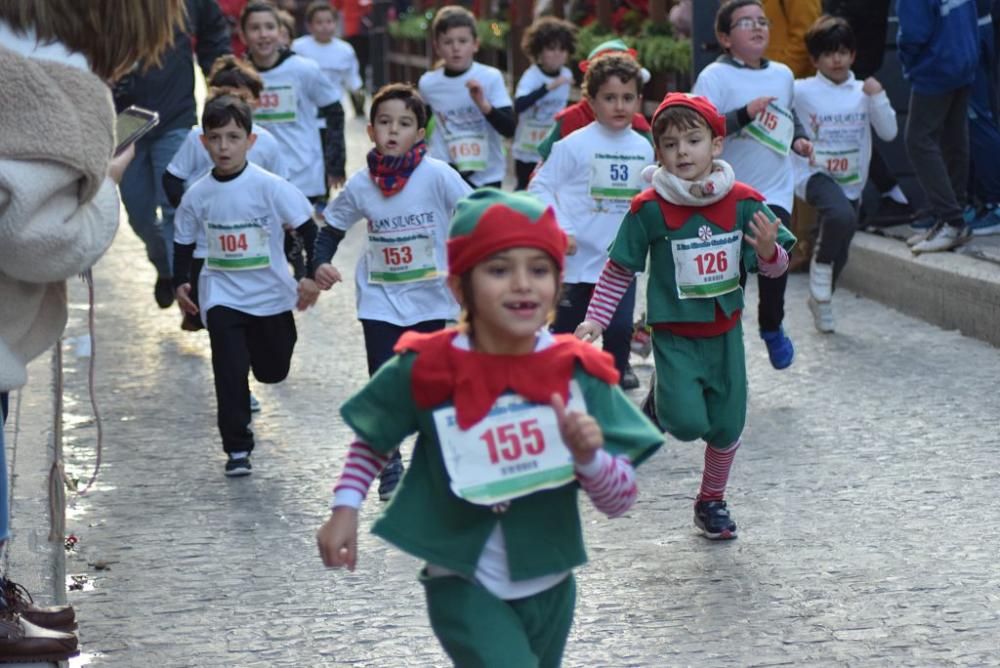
[658,397,709,442]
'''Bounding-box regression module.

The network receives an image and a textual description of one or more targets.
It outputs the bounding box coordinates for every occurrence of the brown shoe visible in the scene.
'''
[0,612,79,663]
[1,579,76,632]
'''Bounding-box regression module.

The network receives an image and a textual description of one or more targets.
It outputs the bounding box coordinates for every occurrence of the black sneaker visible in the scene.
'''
[154,278,175,309]
[620,363,640,390]
[224,456,252,477]
[378,451,404,501]
[863,198,916,228]
[694,499,737,540]
[640,374,664,432]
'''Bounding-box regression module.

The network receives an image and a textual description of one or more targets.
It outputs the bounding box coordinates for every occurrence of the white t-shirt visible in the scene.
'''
[512,64,572,163]
[322,156,472,325]
[166,125,289,186]
[792,71,898,201]
[529,122,654,283]
[253,53,340,197]
[419,62,512,186]
[693,59,797,212]
[175,163,314,323]
[291,35,361,106]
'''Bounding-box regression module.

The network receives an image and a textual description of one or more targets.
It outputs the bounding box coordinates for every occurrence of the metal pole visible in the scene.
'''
[369,0,391,90]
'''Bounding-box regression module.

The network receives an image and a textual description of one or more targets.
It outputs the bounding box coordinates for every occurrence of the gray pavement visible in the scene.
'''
[5,115,1000,667]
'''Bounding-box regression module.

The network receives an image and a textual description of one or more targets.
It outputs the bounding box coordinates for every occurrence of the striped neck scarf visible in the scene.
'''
[367,141,427,197]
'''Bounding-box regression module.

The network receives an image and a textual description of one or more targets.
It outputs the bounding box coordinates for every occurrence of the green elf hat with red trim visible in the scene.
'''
[652,92,727,138]
[578,38,652,83]
[447,188,568,276]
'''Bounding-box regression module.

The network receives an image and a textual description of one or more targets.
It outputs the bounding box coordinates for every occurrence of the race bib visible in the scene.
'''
[814,145,861,185]
[589,153,647,199]
[514,118,554,156]
[745,101,794,156]
[432,381,586,506]
[671,229,742,299]
[255,85,297,123]
[367,234,438,284]
[446,131,488,172]
[205,220,270,271]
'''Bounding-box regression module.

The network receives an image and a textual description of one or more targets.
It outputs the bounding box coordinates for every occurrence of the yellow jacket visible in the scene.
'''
[763,0,821,78]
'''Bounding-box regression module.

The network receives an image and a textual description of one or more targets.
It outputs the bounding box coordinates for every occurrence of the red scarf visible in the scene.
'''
[394,329,620,429]
[367,141,427,197]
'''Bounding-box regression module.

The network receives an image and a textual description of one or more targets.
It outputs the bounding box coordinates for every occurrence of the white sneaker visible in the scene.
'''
[911,222,971,254]
[809,258,833,302]
[808,296,835,333]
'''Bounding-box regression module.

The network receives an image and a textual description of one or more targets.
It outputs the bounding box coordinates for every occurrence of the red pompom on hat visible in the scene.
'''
[447,188,568,277]
[652,92,727,138]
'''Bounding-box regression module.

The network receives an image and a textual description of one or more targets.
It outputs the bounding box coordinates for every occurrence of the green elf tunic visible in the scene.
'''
[608,184,796,446]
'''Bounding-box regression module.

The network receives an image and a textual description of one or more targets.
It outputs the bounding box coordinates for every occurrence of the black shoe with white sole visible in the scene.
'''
[224,456,252,477]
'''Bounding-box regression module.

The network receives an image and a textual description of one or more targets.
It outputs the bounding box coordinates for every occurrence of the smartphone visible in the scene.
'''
[115,106,160,156]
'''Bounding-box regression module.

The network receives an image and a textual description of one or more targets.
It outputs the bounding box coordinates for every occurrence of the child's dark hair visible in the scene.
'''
[240,1,279,31]
[431,5,477,39]
[207,54,263,102]
[583,53,642,99]
[202,94,254,135]
[369,83,428,128]
[715,0,764,37]
[804,15,856,60]
[305,0,336,23]
[520,17,576,61]
[652,106,713,142]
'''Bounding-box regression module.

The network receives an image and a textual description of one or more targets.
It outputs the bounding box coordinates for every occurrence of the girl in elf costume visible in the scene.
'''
[316,188,663,667]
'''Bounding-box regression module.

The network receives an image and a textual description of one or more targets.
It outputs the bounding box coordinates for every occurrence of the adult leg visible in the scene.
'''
[905,90,965,223]
[940,86,971,213]
[206,307,255,456]
[119,136,171,279]
[149,127,190,273]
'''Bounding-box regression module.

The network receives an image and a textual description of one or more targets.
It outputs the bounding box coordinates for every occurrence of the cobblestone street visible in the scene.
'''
[41,117,1000,666]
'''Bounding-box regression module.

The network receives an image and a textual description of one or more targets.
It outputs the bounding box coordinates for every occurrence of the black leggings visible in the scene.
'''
[551,280,637,377]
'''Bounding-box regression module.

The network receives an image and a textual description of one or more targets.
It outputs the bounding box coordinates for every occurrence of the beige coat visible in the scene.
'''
[0,42,120,391]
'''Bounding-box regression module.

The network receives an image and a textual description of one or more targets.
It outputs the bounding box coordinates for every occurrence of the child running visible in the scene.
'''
[241,2,343,205]
[793,15,898,332]
[692,0,813,370]
[419,5,515,189]
[314,83,472,500]
[316,188,663,666]
[173,95,320,477]
[529,53,654,390]
[576,93,796,539]
[511,16,575,190]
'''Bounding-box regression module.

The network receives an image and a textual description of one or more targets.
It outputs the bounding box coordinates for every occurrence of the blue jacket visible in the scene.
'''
[898,0,980,94]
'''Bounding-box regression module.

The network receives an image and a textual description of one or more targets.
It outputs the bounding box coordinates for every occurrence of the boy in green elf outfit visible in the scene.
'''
[577,93,796,540]
[317,188,663,667]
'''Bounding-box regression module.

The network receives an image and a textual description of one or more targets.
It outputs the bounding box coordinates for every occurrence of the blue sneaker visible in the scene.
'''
[970,206,1000,236]
[694,499,738,540]
[760,328,794,370]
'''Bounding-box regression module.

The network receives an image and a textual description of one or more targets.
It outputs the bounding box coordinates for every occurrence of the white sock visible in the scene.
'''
[229,451,250,460]
[882,185,908,204]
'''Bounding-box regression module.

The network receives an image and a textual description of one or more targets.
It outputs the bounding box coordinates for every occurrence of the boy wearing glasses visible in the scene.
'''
[693,0,812,371]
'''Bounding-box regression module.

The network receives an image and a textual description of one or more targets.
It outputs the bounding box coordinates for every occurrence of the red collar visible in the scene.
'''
[555,101,651,138]
[394,328,619,429]
[630,183,764,232]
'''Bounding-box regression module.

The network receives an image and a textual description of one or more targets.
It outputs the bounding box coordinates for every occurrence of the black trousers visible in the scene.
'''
[207,306,297,454]
[360,318,447,377]
[806,173,860,286]
[515,160,537,191]
[756,204,790,333]
[551,280,637,377]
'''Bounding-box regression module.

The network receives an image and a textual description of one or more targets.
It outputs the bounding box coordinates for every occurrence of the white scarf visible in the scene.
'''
[646,159,736,207]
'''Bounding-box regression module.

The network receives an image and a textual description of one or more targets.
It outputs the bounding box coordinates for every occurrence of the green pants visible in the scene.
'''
[651,325,746,447]
[422,571,576,668]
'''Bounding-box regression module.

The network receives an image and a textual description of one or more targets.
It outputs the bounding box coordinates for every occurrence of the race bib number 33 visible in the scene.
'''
[255,85,297,123]
[432,382,586,505]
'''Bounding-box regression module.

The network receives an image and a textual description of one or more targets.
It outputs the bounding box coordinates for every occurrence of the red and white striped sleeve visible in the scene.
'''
[585,260,636,329]
[758,245,789,278]
[331,440,391,509]
[575,449,638,518]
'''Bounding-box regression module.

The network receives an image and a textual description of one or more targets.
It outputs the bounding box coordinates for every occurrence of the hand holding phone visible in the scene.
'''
[115,106,159,156]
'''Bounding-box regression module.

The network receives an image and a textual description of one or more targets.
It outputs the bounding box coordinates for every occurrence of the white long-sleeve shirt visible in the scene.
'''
[792,71,898,201]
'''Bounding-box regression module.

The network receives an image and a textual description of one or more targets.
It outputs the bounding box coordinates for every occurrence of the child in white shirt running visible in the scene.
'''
[512,17,575,190]
[419,5,515,189]
[529,53,654,389]
[314,83,472,499]
[173,95,321,477]
[793,15,897,333]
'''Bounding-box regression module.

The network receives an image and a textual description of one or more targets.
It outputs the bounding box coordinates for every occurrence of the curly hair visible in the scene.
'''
[583,53,642,99]
[520,16,576,61]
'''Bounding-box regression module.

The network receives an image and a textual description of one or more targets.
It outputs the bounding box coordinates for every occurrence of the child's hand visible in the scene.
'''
[327,174,346,190]
[175,283,199,316]
[315,264,342,290]
[574,320,604,343]
[792,137,813,159]
[746,96,777,119]
[566,235,577,256]
[862,77,884,95]
[297,278,320,310]
[466,79,491,114]
[316,506,359,571]
[550,393,603,465]
[547,75,572,91]
[745,210,778,261]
